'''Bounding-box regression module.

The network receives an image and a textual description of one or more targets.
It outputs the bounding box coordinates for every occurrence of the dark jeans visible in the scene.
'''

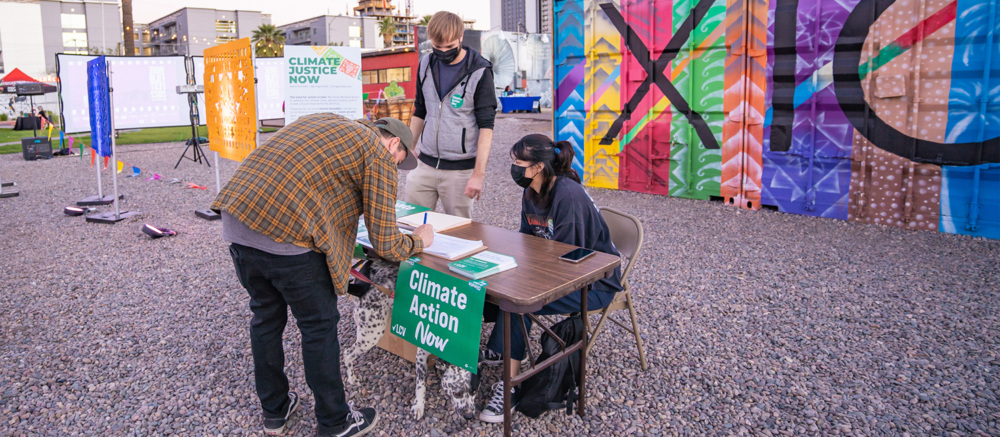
[485,288,616,361]
[229,243,349,431]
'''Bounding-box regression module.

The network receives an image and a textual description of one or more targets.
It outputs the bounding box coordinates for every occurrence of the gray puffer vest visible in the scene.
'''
[418,51,490,162]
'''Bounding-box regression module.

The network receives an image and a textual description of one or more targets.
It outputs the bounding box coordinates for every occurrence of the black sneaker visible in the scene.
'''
[479,381,515,423]
[263,392,300,435]
[320,402,378,437]
[482,349,528,367]
[482,349,503,366]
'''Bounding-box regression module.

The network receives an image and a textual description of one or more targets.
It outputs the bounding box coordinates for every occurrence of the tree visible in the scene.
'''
[378,17,395,47]
[252,24,285,57]
[418,15,432,26]
[89,46,117,55]
[122,0,135,56]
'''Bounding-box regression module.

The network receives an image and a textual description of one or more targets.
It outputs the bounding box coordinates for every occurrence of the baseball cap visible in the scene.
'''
[374,117,417,170]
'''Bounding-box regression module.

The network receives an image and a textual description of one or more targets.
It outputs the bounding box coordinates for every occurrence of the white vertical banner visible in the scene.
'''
[284,46,363,124]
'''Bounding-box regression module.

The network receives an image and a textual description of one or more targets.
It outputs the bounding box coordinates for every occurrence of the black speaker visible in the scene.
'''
[21,137,52,161]
[15,83,45,96]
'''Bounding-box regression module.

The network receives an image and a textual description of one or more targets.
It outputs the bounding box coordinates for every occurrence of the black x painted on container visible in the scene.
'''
[599,0,720,150]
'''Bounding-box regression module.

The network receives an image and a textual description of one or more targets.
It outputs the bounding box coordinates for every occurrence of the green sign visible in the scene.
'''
[395,200,431,218]
[390,258,487,373]
[450,94,464,109]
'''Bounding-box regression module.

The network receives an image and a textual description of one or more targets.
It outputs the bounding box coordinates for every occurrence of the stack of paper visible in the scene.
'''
[398,211,472,232]
[357,224,481,261]
[448,251,517,279]
[422,233,485,260]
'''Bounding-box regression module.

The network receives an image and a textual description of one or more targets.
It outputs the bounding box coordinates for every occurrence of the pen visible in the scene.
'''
[423,212,428,225]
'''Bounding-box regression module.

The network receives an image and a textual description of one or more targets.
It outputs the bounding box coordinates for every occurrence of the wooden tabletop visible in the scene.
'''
[417,222,620,313]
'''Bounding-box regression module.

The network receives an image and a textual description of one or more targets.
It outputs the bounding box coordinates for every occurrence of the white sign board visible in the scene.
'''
[284,46,363,124]
[57,55,188,133]
[193,56,286,124]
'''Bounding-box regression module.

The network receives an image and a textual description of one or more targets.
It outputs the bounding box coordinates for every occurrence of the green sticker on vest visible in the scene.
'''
[450,94,463,108]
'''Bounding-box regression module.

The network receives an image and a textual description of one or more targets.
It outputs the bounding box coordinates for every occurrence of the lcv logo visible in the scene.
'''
[390,259,486,372]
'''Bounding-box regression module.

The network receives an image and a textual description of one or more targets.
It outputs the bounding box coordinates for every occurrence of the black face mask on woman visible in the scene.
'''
[433,46,460,64]
[510,164,534,189]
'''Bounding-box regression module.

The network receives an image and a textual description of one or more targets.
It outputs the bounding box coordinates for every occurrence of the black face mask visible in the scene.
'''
[510,164,533,189]
[433,46,460,64]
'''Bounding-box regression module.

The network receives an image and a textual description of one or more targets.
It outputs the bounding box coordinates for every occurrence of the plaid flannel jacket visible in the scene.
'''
[212,113,423,295]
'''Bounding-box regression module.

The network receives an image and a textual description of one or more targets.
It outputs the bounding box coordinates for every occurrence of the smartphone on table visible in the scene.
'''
[558,248,596,263]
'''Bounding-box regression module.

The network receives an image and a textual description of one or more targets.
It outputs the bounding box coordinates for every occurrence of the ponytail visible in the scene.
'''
[511,134,581,207]
[552,141,581,183]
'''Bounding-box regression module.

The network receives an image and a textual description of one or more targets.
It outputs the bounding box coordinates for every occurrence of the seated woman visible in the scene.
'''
[477,133,623,423]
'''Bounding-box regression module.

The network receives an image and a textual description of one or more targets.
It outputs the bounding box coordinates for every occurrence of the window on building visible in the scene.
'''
[143,47,152,56]
[349,26,361,38]
[61,14,86,30]
[142,33,150,43]
[362,70,377,85]
[216,36,236,43]
[62,31,88,48]
[349,40,361,48]
[216,20,236,33]
[362,67,412,85]
[293,28,310,40]
[386,67,410,83]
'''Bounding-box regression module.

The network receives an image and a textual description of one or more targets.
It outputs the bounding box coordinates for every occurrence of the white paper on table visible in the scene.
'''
[422,233,483,259]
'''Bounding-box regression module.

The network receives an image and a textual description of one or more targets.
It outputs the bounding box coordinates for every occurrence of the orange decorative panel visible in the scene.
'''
[204,38,258,163]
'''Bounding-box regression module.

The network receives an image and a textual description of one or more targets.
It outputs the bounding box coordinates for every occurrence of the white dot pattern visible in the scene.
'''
[858,0,957,143]
[850,0,951,231]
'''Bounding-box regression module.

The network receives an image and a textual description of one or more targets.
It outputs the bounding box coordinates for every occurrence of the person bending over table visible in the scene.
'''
[477,134,624,423]
[213,115,435,437]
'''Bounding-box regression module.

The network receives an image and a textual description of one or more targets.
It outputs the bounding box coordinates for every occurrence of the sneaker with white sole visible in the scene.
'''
[479,381,515,423]
[482,349,504,366]
[319,402,379,437]
[263,392,300,435]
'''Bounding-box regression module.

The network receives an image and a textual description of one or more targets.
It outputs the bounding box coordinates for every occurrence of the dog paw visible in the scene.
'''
[411,403,425,420]
[345,368,356,385]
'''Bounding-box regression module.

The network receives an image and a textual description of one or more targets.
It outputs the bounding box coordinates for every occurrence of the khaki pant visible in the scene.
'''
[405,161,475,218]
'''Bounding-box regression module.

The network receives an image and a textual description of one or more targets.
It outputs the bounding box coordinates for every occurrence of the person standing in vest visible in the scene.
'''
[407,11,497,219]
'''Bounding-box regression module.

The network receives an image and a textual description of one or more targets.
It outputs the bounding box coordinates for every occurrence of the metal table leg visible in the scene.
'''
[503,310,512,437]
[579,284,589,416]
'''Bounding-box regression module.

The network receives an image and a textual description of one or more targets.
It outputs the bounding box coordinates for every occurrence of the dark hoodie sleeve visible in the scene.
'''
[413,56,428,119]
[473,67,497,129]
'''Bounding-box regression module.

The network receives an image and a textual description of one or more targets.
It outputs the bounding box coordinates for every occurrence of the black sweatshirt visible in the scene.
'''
[519,177,624,294]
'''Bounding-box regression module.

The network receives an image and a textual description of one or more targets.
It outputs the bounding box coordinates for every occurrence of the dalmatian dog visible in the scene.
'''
[343,257,481,421]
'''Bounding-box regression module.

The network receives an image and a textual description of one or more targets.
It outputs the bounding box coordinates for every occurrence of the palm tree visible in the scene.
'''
[378,17,395,48]
[418,15,432,26]
[252,24,285,57]
[122,0,135,56]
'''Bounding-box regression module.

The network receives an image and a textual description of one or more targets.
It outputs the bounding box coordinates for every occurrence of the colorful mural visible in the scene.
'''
[554,0,1000,239]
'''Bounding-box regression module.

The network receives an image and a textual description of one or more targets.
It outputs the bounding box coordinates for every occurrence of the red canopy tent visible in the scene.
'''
[0,68,57,94]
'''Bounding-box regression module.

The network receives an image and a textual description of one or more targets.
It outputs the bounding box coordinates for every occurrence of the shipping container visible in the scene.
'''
[554,0,1000,239]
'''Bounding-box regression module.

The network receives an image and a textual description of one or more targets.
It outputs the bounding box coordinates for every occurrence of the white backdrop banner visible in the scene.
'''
[58,55,188,133]
[284,46,363,124]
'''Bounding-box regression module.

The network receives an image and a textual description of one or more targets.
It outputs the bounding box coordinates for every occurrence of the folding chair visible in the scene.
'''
[585,207,648,371]
[527,207,648,371]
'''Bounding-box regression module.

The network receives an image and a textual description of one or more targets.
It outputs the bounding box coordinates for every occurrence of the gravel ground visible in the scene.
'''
[1,114,999,436]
